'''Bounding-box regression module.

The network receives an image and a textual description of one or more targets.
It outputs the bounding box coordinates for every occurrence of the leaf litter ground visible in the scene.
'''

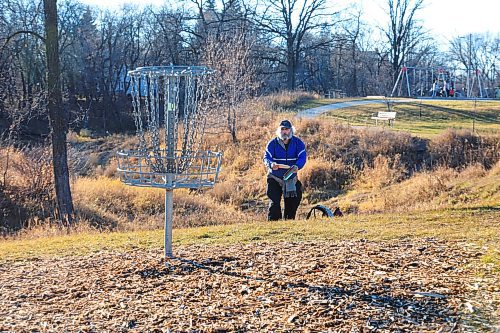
[0,239,497,332]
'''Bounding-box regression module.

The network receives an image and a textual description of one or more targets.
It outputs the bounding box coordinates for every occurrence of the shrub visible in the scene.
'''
[301,158,351,191]
[429,129,499,169]
[0,146,54,232]
[354,154,406,190]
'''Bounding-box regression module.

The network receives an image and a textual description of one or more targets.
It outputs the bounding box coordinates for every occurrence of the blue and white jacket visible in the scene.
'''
[263,136,307,179]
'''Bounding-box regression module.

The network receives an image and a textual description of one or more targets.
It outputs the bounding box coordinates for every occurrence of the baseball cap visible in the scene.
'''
[280,120,292,129]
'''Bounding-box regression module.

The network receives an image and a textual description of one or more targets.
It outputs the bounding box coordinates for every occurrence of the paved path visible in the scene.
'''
[296,99,421,118]
[296,97,498,118]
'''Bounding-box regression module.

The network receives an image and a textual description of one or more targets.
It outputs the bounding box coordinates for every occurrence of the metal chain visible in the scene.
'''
[150,73,164,172]
[180,75,194,171]
[128,67,213,175]
[190,72,209,155]
[130,75,141,148]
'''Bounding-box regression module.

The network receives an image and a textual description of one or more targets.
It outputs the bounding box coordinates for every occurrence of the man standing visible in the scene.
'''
[263,120,307,220]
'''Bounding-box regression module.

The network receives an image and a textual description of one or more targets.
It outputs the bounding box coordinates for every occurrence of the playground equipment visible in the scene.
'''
[116,66,222,258]
[391,66,486,98]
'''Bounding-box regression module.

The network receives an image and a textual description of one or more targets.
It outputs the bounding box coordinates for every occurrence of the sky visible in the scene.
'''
[358,0,500,40]
[78,0,500,42]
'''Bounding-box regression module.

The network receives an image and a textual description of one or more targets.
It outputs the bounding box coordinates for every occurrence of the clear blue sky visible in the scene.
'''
[78,0,500,40]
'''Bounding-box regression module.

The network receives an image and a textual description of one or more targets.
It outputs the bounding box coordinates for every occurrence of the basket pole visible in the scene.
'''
[164,174,174,258]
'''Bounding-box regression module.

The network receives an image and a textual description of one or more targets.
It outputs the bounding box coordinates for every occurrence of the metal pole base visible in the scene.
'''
[165,176,174,258]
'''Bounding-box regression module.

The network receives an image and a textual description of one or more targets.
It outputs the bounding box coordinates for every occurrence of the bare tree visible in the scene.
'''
[151,6,188,65]
[449,33,500,97]
[202,30,259,142]
[342,10,362,96]
[382,0,426,84]
[299,30,333,92]
[255,0,338,90]
[44,0,74,224]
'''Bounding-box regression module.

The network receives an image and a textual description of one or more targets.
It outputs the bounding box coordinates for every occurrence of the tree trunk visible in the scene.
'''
[392,49,400,84]
[229,108,237,143]
[286,41,296,90]
[350,40,358,96]
[287,62,296,90]
[44,0,74,224]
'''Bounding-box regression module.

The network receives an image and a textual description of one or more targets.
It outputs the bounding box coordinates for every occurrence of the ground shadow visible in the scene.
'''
[131,256,460,330]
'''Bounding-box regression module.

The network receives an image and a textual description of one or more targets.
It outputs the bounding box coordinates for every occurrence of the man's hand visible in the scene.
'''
[271,162,279,170]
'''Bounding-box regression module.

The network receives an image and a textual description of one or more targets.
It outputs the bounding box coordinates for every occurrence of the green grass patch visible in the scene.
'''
[321,99,500,137]
[1,208,498,263]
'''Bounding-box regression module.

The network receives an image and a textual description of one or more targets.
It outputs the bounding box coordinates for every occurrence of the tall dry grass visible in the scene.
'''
[259,91,321,112]
[353,155,406,190]
[72,177,256,232]
[334,161,500,214]
[429,129,499,169]
[0,146,55,233]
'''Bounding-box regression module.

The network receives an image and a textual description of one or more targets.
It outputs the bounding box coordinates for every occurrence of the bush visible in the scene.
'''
[354,154,406,190]
[301,158,351,191]
[0,146,54,232]
[429,129,499,169]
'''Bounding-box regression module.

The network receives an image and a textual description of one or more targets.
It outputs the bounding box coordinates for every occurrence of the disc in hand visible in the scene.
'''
[283,165,298,180]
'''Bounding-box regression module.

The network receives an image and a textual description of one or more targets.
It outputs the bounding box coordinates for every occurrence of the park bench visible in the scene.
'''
[325,89,346,99]
[371,111,396,127]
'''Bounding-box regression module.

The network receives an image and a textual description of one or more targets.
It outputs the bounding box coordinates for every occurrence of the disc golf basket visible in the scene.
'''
[116,66,222,258]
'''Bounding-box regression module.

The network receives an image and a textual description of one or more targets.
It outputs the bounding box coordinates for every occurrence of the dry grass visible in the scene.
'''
[258,91,321,112]
[430,129,499,169]
[72,177,256,231]
[353,155,406,190]
[1,207,498,262]
[300,158,349,192]
[332,161,500,214]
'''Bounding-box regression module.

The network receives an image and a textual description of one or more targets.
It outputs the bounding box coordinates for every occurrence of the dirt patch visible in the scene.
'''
[0,239,496,332]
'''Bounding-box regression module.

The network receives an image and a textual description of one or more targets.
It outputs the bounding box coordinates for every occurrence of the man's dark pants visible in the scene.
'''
[267,177,302,220]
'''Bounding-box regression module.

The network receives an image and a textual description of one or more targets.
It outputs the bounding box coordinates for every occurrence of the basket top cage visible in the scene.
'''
[128,66,215,77]
[117,65,222,189]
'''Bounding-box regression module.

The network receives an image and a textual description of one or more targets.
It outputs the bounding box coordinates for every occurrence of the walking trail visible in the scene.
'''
[296,98,420,118]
